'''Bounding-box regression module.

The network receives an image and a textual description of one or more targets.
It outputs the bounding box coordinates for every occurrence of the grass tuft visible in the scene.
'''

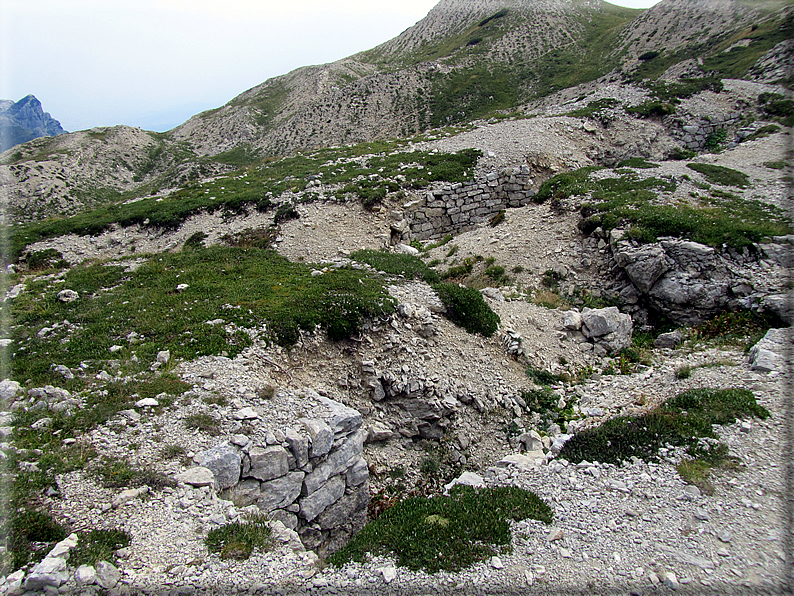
[70,529,132,567]
[686,163,750,188]
[351,249,439,284]
[205,515,272,560]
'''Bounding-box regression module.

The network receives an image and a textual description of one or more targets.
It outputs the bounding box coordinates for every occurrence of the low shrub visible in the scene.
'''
[70,529,131,567]
[433,283,500,337]
[25,249,69,271]
[184,413,221,436]
[5,510,67,571]
[328,485,552,573]
[625,101,676,117]
[526,367,558,386]
[442,258,474,279]
[183,231,207,250]
[704,129,728,152]
[558,388,769,471]
[693,310,776,348]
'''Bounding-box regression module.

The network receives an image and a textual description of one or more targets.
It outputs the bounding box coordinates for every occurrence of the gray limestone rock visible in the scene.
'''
[303,429,366,495]
[285,428,309,468]
[75,565,97,586]
[24,557,68,590]
[655,330,683,348]
[300,418,333,458]
[57,289,79,303]
[316,481,369,531]
[562,310,583,330]
[176,466,215,488]
[0,378,21,400]
[247,445,289,482]
[228,478,261,506]
[258,471,305,511]
[581,307,633,353]
[748,328,791,373]
[95,561,121,589]
[299,475,346,521]
[614,244,672,293]
[345,457,369,487]
[762,293,793,325]
[319,395,363,436]
[199,442,242,490]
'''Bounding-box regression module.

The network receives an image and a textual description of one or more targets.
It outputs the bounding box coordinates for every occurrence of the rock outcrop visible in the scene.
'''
[610,230,793,325]
[0,95,66,152]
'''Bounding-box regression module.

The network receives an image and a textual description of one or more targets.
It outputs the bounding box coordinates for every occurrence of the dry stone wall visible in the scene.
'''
[669,111,744,151]
[397,166,536,241]
[178,393,368,554]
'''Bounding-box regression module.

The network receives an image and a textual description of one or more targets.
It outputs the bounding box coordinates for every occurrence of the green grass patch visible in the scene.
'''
[616,157,660,169]
[8,247,395,385]
[558,388,769,469]
[3,510,68,572]
[184,412,222,436]
[205,515,272,560]
[433,282,500,337]
[328,485,552,573]
[563,98,621,118]
[687,163,750,188]
[625,101,676,118]
[537,165,788,248]
[692,310,777,349]
[9,144,481,260]
[351,249,440,284]
[70,529,132,567]
[746,124,782,142]
[95,457,177,489]
[764,160,787,170]
[702,12,794,81]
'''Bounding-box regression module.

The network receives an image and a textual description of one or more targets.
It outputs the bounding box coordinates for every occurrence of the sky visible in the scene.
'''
[1,0,661,133]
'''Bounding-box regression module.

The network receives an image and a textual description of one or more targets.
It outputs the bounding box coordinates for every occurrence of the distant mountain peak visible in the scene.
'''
[0,94,66,153]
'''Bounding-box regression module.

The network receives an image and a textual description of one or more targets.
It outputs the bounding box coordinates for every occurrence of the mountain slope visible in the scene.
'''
[171,0,643,157]
[1,0,791,222]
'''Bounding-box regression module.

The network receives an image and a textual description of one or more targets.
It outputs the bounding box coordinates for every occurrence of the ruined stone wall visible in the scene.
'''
[399,166,536,241]
[182,394,368,554]
[669,111,744,151]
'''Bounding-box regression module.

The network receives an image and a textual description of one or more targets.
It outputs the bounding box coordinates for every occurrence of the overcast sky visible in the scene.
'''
[1,0,661,133]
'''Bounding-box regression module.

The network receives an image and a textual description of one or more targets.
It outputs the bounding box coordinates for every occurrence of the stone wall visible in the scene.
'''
[178,394,368,554]
[394,166,536,242]
[669,111,744,151]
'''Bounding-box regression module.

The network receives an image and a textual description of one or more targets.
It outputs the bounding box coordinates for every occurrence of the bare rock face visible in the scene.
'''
[611,232,752,325]
[0,94,66,152]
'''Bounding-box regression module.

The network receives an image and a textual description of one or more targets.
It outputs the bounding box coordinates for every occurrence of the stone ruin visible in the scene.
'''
[177,393,368,554]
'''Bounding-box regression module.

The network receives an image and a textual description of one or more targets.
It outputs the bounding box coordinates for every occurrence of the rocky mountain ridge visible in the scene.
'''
[0,95,66,153]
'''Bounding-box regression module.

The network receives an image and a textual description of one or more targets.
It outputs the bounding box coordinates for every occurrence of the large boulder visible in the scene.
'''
[581,307,633,354]
[748,328,791,374]
[198,442,241,490]
[613,244,673,293]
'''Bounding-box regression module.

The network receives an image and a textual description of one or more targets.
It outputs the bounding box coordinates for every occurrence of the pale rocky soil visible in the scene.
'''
[18,312,791,595]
